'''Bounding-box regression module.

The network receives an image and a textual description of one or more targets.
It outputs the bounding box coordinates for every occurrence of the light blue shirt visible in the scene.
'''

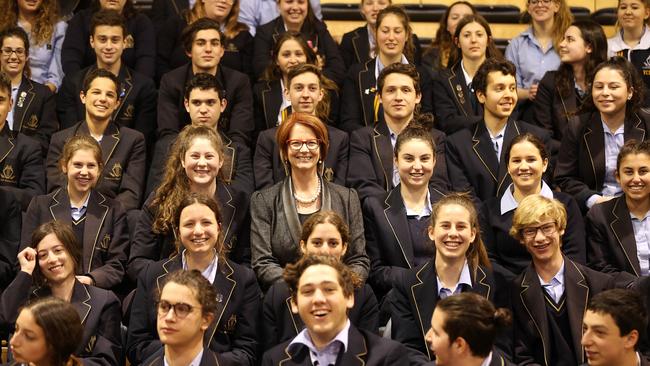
[289,319,350,366]
[367,24,376,59]
[374,54,409,81]
[405,189,432,219]
[163,348,203,366]
[630,211,650,276]
[18,19,67,89]
[7,84,19,131]
[538,260,565,304]
[181,249,219,284]
[505,27,561,89]
[602,120,625,197]
[238,0,322,36]
[70,193,90,222]
[488,124,506,163]
[437,260,473,299]
[277,78,291,125]
[481,352,493,366]
[500,181,554,215]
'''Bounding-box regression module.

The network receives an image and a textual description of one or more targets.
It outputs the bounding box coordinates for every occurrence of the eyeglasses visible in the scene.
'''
[1,47,26,57]
[156,300,199,319]
[521,222,557,239]
[528,0,554,5]
[287,139,320,151]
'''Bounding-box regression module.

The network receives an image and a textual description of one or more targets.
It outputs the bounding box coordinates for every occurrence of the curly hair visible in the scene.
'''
[263,31,317,82]
[284,255,361,300]
[0,0,59,46]
[185,0,248,40]
[425,1,477,70]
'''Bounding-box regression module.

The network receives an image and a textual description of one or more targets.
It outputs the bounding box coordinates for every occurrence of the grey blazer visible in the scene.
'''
[251,177,369,289]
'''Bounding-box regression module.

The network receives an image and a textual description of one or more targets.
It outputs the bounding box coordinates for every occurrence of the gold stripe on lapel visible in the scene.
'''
[582,127,598,187]
[471,126,497,182]
[569,260,589,365]
[410,262,432,360]
[609,198,640,277]
[383,192,412,268]
[285,296,301,334]
[207,260,237,344]
[519,272,549,366]
[86,192,110,273]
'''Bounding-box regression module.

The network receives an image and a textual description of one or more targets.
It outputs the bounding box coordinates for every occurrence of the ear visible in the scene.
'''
[184,98,190,113]
[89,35,95,48]
[476,90,486,104]
[585,43,593,55]
[220,98,227,113]
[415,91,422,105]
[299,240,307,255]
[283,86,290,99]
[79,90,86,105]
[316,88,324,103]
[428,225,435,241]
[542,158,549,173]
[290,298,299,314]
[346,292,354,310]
[615,169,621,185]
[341,243,348,257]
[628,87,634,101]
[623,329,640,350]
[201,312,215,331]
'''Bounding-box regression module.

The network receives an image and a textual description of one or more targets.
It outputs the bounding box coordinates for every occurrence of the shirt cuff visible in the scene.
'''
[586,194,601,209]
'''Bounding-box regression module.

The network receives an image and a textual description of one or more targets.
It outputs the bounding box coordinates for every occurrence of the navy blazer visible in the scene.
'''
[47,121,146,211]
[555,110,650,211]
[391,259,494,364]
[253,124,349,190]
[362,185,446,296]
[262,281,379,351]
[347,116,449,203]
[261,324,409,365]
[586,196,647,282]
[147,0,189,31]
[0,123,45,210]
[252,17,345,84]
[512,258,618,366]
[21,188,129,289]
[338,58,433,132]
[533,70,582,143]
[157,63,254,147]
[446,118,554,203]
[0,187,20,289]
[339,25,422,68]
[126,255,261,366]
[250,178,369,289]
[56,64,158,147]
[0,272,122,366]
[432,61,483,135]
[12,77,58,156]
[62,8,156,79]
[127,181,250,281]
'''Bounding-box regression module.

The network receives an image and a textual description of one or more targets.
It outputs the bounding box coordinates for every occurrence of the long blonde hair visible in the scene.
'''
[527,0,573,50]
[0,0,59,46]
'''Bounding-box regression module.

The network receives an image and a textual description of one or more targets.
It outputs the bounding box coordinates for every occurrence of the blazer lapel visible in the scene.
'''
[14,78,35,132]
[336,325,367,366]
[99,122,120,165]
[113,66,134,119]
[49,188,72,223]
[448,62,473,116]
[558,87,577,121]
[625,112,647,142]
[281,178,302,245]
[155,256,182,291]
[610,197,641,276]
[496,121,520,195]
[82,191,109,273]
[219,132,236,182]
[285,295,304,335]
[519,265,551,365]
[383,188,415,267]
[472,266,492,299]
[206,261,237,346]
[373,118,394,190]
[70,280,92,325]
[351,27,370,65]
[216,182,236,250]
[583,113,605,188]
[358,59,377,127]
[410,260,438,360]
[0,124,15,164]
[565,260,589,365]
[472,122,500,183]
[262,80,283,128]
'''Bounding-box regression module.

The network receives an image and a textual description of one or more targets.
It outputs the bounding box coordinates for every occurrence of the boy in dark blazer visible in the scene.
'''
[262,255,408,365]
[0,27,58,156]
[157,18,254,148]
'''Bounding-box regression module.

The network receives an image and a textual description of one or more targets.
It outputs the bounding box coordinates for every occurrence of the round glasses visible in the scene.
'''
[521,222,557,239]
[287,139,320,151]
[156,300,200,319]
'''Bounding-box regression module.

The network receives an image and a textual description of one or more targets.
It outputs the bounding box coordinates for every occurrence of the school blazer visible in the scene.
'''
[362,185,446,296]
[62,8,156,78]
[12,77,58,155]
[261,324,409,366]
[0,187,20,289]
[339,25,423,68]
[339,58,433,132]
[127,181,250,281]
[262,281,379,351]
[555,110,650,211]
[0,272,122,366]
[391,259,494,364]
[57,64,158,145]
[46,121,146,211]
[347,116,449,203]
[512,258,619,366]
[126,255,261,366]
[432,61,483,135]
[157,63,254,147]
[20,188,128,289]
[533,70,581,143]
[446,119,553,203]
[143,348,232,366]
[250,178,369,289]
[253,124,349,190]
[252,17,345,84]
[147,0,189,31]
[586,196,647,282]
[0,123,45,210]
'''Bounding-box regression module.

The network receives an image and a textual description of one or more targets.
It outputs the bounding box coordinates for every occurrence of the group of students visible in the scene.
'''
[1,0,650,365]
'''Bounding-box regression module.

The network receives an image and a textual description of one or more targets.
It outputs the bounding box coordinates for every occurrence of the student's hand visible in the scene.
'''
[17,247,37,275]
[45,82,57,93]
[529,83,539,100]
[76,275,94,286]
[596,196,615,205]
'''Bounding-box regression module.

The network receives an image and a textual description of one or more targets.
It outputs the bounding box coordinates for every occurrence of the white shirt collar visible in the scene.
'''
[163,348,204,366]
[500,181,554,215]
[480,352,493,366]
[181,249,219,284]
[461,60,473,86]
[374,54,409,80]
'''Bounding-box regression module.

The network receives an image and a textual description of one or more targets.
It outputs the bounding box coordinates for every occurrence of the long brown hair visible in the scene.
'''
[185,0,248,39]
[0,0,59,46]
[263,31,317,81]
[447,14,502,68]
[426,1,477,70]
[375,6,415,63]
[526,0,573,50]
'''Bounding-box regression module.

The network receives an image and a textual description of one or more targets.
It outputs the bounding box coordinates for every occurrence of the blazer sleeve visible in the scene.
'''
[46,133,65,193]
[81,290,123,366]
[88,201,129,289]
[0,188,20,287]
[11,137,45,210]
[133,76,158,147]
[346,129,384,202]
[0,271,32,326]
[533,72,556,138]
[126,268,161,364]
[261,284,282,351]
[132,14,157,79]
[145,134,175,198]
[511,284,543,366]
[390,274,431,365]
[61,12,87,75]
[252,24,273,80]
[20,195,44,251]
[355,285,379,334]
[431,73,479,134]
[560,195,586,265]
[338,67,365,133]
[339,32,356,69]
[157,73,182,140]
[126,205,159,282]
[445,134,477,199]
[35,87,59,155]
[55,74,81,129]
[232,141,255,196]
[253,131,277,191]
[250,190,284,288]
[343,188,369,281]
[116,131,146,210]
[333,131,349,186]
[318,25,346,85]
[477,202,517,282]
[225,74,255,147]
[155,17,179,81]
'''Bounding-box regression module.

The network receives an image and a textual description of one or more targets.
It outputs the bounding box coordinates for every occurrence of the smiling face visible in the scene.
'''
[10,309,49,366]
[424,308,455,366]
[188,29,224,73]
[380,72,421,122]
[279,0,308,29]
[182,137,223,189]
[300,222,347,259]
[508,140,548,193]
[62,148,100,197]
[592,67,633,119]
[99,0,127,12]
[178,202,221,255]
[477,71,518,121]
[80,77,120,123]
[286,71,323,115]
[429,203,476,264]
[617,0,650,32]
[90,25,126,67]
[276,39,308,76]
[360,0,389,26]
[527,0,560,24]
[286,123,321,173]
[157,282,211,349]
[1,36,27,78]
[558,25,592,65]
[185,88,226,129]
[617,152,650,204]
[395,138,435,189]
[36,233,76,285]
[456,21,488,62]
[376,13,407,59]
[203,0,234,22]
[520,219,564,264]
[582,310,637,366]
[291,264,354,346]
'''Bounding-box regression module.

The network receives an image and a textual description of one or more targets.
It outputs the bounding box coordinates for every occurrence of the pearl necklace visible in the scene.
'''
[293,177,322,204]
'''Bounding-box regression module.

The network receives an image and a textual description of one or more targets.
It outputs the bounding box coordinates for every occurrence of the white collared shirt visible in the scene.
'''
[181,249,219,284]
[163,348,203,366]
[7,84,19,131]
[480,352,493,366]
[461,60,473,87]
[537,260,565,304]
[277,78,291,125]
[374,54,409,80]
[608,26,650,58]
[488,124,507,162]
[436,260,473,299]
[500,181,554,215]
[405,189,433,219]
[70,193,91,221]
[289,319,351,366]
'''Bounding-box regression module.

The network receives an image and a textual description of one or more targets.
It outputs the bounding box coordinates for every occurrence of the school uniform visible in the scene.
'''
[20,188,128,289]
[610,28,650,107]
[0,188,20,289]
[252,17,345,84]
[47,121,146,211]
[147,0,190,32]
[580,355,650,366]
[62,8,156,79]
[126,255,261,366]
[156,16,254,81]
[338,25,423,68]
[56,64,158,147]
[143,348,232,366]
[346,115,449,203]
[262,281,379,351]
[555,110,650,212]
[512,258,618,366]
[586,195,649,282]
[391,259,494,364]
[362,185,446,297]
[338,58,433,132]
[250,178,369,289]
[446,118,553,203]
[157,63,254,147]
[0,272,122,366]
[253,124,349,190]
[11,77,58,156]
[533,70,585,143]
[431,61,483,135]
[127,181,251,281]
[261,323,409,366]
[0,123,45,210]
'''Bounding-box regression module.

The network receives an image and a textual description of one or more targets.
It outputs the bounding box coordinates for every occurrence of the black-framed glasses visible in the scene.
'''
[1,47,26,57]
[287,139,320,151]
[521,222,557,239]
[156,300,199,319]
[528,0,553,5]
